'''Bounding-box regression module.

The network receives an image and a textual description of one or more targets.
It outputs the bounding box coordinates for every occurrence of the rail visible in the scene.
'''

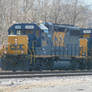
[0,70,92,79]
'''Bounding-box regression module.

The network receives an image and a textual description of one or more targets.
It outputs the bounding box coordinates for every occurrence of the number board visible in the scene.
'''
[15,25,21,29]
[83,30,91,34]
[15,25,34,29]
[25,25,34,29]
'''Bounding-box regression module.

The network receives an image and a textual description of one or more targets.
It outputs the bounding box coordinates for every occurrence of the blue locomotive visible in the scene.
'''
[1,22,92,70]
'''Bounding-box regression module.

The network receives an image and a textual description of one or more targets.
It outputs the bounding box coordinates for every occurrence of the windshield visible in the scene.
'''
[39,24,48,33]
[9,30,15,35]
[16,30,23,35]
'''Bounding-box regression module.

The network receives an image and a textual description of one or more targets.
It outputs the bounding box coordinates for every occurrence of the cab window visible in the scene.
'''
[9,30,15,35]
[16,30,23,35]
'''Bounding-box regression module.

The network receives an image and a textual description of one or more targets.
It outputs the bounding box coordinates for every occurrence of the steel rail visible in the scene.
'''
[0,70,92,79]
[0,70,92,74]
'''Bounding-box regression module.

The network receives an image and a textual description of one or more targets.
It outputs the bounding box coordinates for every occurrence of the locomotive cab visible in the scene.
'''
[1,23,42,70]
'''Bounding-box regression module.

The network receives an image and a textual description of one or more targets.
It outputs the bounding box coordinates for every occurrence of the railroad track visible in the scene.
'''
[0,70,92,79]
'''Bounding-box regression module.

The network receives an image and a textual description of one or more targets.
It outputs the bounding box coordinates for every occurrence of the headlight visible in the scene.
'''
[4,51,7,54]
[15,39,18,44]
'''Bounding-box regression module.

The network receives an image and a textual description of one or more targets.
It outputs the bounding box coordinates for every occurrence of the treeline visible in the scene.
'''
[0,0,92,43]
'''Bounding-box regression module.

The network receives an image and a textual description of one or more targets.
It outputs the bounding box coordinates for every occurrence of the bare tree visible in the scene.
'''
[0,0,92,45]
[72,0,78,25]
[50,0,62,23]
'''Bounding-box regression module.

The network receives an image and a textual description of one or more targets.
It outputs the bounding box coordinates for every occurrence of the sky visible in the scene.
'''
[85,0,92,4]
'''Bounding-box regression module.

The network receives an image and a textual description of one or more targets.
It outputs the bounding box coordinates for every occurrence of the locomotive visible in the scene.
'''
[1,22,92,71]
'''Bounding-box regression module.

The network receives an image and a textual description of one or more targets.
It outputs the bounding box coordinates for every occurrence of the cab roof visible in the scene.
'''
[8,23,41,33]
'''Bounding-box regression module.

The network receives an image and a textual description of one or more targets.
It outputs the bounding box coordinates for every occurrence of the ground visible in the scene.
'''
[0,76,92,92]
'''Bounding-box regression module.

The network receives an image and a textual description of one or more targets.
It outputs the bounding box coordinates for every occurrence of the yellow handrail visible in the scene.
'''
[32,41,36,64]
[30,41,36,64]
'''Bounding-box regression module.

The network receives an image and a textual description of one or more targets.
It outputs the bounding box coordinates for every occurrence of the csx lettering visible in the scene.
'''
[10,44,24,50]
